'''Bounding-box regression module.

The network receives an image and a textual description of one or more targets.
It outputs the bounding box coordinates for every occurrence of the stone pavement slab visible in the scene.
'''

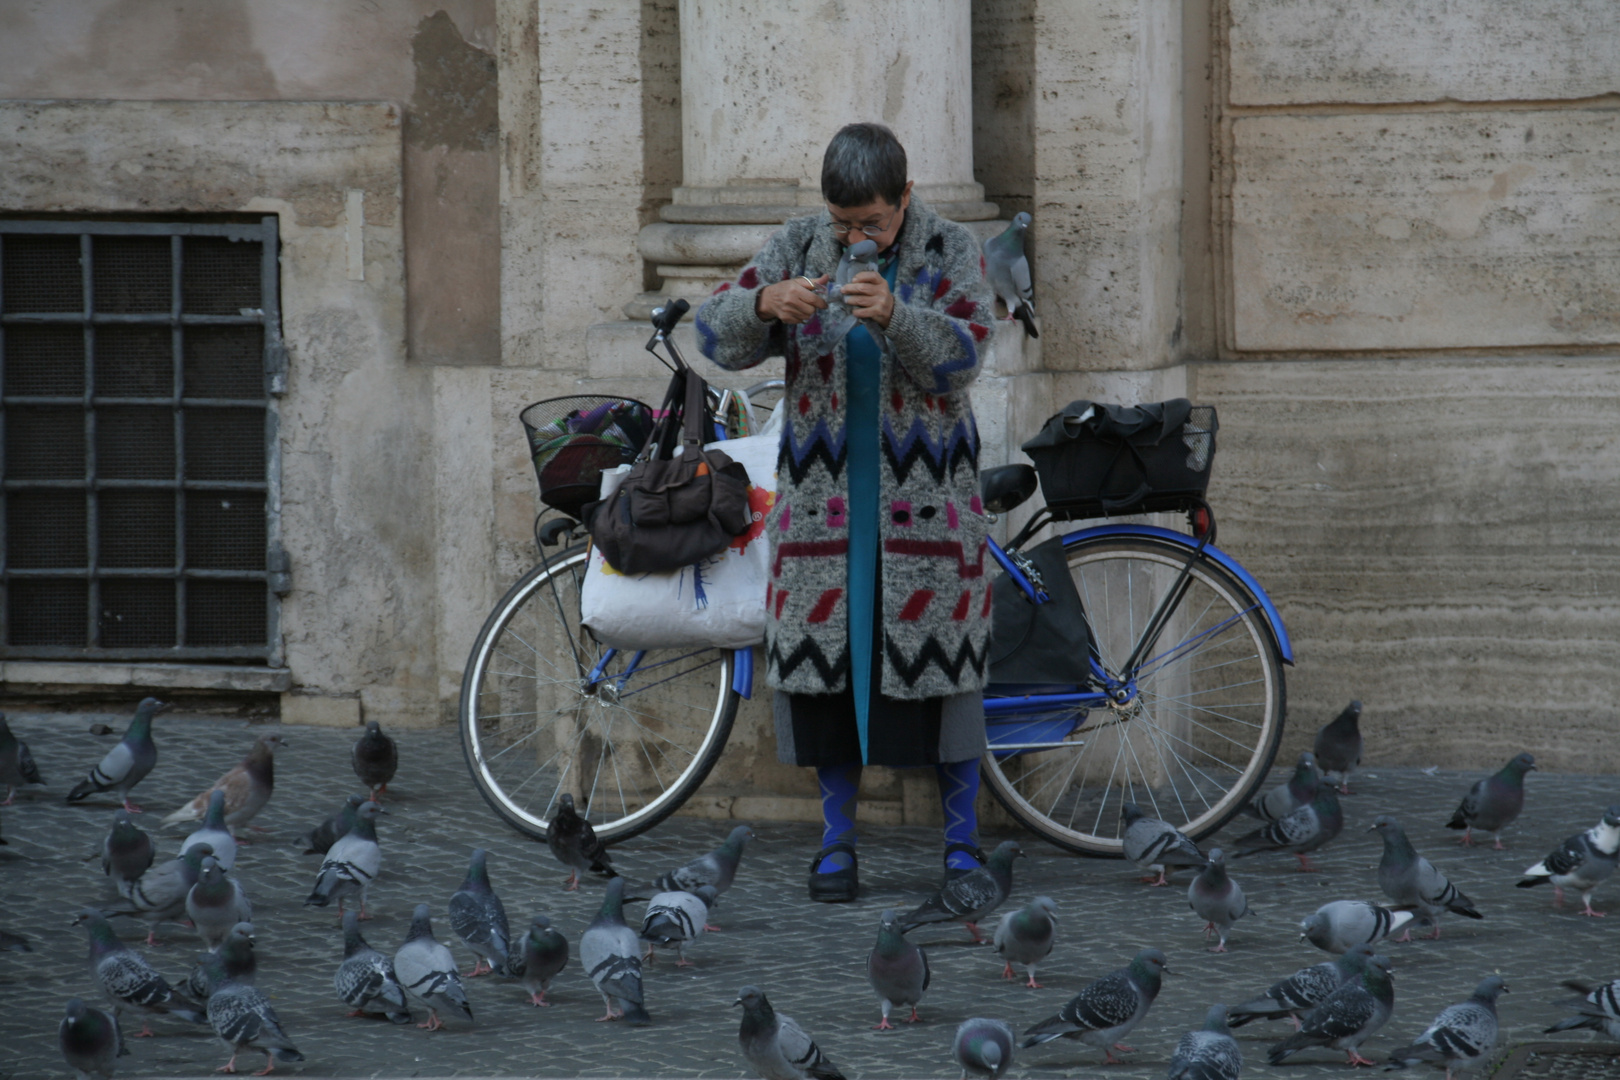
[2,709,1619,1078]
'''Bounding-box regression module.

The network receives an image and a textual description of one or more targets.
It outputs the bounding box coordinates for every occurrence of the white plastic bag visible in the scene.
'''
[580,402,782,651]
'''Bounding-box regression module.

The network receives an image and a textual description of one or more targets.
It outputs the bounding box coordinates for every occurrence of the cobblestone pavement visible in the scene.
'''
[2,708,1619,1079]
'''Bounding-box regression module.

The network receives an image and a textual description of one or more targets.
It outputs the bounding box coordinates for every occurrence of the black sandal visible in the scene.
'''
[943,841,987,882]
[807,841,859,903]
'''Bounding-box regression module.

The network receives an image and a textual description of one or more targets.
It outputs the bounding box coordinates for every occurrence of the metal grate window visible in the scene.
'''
[0,218,287,662]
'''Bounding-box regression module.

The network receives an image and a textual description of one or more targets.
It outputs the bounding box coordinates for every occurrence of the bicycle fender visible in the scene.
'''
[1060,523,1295,665]
[732,646,754,698]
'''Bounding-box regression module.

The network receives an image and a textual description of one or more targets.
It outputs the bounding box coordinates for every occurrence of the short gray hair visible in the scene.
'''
[821,123,907,208]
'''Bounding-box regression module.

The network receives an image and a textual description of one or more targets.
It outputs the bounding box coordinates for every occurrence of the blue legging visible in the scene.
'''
[815,758,981,873]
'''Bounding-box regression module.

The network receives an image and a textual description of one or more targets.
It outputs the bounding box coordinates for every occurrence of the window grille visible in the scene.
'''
[0,218,286,662]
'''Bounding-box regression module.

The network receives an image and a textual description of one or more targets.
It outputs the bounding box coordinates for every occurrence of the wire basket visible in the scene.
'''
[518,395,655,520]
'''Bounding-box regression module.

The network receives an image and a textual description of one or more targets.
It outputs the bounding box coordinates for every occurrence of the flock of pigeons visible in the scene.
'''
[4,698,1620,1079]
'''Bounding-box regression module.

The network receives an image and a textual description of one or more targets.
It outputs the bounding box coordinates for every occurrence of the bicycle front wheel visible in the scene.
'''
[459,546,739,843]
[981,532,1286,855]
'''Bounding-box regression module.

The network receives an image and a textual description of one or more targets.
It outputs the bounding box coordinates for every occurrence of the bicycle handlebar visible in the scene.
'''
[650,298,690,335]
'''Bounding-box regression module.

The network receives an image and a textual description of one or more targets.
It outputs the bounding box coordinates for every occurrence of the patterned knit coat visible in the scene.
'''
[695,197,996,701]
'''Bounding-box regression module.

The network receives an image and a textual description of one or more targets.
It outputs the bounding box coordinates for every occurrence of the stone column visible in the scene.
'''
[627,0,998,318]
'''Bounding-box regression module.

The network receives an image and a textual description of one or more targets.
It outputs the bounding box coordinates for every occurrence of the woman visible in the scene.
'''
[696,123,997,902]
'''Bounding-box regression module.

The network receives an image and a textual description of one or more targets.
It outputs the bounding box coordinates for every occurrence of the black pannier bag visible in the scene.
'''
[1021,398,1218,520]
[519,395,656,521]
[988,535,1094,688]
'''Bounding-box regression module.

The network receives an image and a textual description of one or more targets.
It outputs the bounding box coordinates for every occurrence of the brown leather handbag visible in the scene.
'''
[582,366,752,575]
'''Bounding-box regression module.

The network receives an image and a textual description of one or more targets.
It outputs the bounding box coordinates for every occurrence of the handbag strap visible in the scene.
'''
[682,364,708,451]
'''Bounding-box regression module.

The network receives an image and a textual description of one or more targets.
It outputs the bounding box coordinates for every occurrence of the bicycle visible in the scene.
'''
[460,300,1294,854]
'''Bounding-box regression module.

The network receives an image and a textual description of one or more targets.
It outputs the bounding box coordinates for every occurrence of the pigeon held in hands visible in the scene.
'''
[1188,849,1252,952]
[867,908,930,1029]
[448,847,513,977]
[1387,975,1505,1080]
[351,719,398,799]
[899,839,1023,942]
[1121,803,1205,886]
[334,909,411,1024]
[993,896,1056,988]
[735,985,846,1080]
[520,915,569,1007]
[1267,951,1394,1068]
[1446,752,1535,848]
[547,792,616,890]
[581,877,650,1024]
[640,885,715,967]
[983,212,1038,339]
[0,714,46,804]
[1313,700,1363,794]
[1372,815,1483,940]
[1299,901,1415,955]
[1168,1004,1242,1080]
[394,903,474,1031]
[163,733,285,832]
[1516,805,1620,917]
[66,698,168,812]
[1020,948,1170,1065]
[60,998,128,1080]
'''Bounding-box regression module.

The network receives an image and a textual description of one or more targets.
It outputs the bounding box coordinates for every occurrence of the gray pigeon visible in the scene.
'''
[1267,951,1395,1067]
[1372,816,1483,939]
[305,799,385,919]
[162,733,285,829]
[1229,944,1378,1028]
[1446,753,1535,848]
[954,1018,1015,1080]
[101,809,155,887]
[59,998,127,1080]
[580,877,650,1024]
[520,915,569,1007]
[817,239,880,341]
[104,843,214,945]
[1243,751,1321,822]
[735,985,845,1080]
[547,792,615,890]
[1388,975,1505,1079]
[180,789,237,871]
[1313,700,1363,793]
[352,719,398,798]
[900,839,1023,941]
[334,909,411,1024]
[1121,804,1205,886]
[1020,948,1170,1064]
[993,896,1056,988]
[640,885,715,967]
[1231,787,1343,871]
[1300,900,1417,955]
[1169,1004,1242,1080]
[1187,849,1252,952]
[198,952,304,1075]
[653,824,755,906]
[1545,977,1620,1040]
[76,907,204,1037]
[299,794,364,856]
[449,847,512,976]
[185,922,256,1002]
[867,908,930,1029]
[67,698,167,811]
[1516,805,1620,916]
[0,714,45,803]
[983,213,1038,338]
[186,855,253,951]
[394,903,473,1030]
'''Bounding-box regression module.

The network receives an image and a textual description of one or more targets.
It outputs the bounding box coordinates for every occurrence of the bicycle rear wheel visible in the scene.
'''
[981,532,1285,855]
[459,546,739,843]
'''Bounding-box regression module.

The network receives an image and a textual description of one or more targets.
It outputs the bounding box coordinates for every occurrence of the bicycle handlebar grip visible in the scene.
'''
[651,298,691,334]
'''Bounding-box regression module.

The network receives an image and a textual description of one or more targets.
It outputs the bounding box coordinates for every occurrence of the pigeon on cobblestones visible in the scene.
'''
[1446,753,1535,848]
[547,792,616,890]
[1232,787,1343,871]
[1387,975,1505,1079]
[77,907,204,1037]
[0,714,45,803]
[449,848,512,976]
[983,213,1038,339]
[198,952,305,1074]
[299,794,364,856]
[900,839,1023,942]
[1229,944,1377,1028]
[1267,951,1394,1067]
[1516,805,1620,916]
[1372,816,1483,939]
[1313,700,1363,794]
[180,790,237,871]
[163,733,284,830]
[867,908,930,1029]
[520,915,569,1007]
[106,843,215,945]
[1188,849,1252,952]
[653,824,754,903]
[1243,751,1321,822]
[334,909,411,1024]
[67,698,166,812]
[394,903,474,1030]
[187,856,253,951]
[352,719,398,799]
[101,809,155,887]
[736,986,845,1080]
[1169,1004,1242,1080]
[1121,804,1205,886]
[59,998,127,1080]
[994,896,1056,988]
[1300,900,1416,955]
[1020,948,1169,1064]
[581,877,650,1024]
[1545,978,1620,1039]
[186,922,256,1001]
[305,799,384,919]
[640,885,715,967]
[953,1018,1015,1080]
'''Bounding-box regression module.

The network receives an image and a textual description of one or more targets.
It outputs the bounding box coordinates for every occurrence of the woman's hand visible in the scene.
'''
[756,275,830,324]
[838,271,896,328]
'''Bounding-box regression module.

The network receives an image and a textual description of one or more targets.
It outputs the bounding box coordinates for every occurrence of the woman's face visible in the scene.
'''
[827,180,913,249]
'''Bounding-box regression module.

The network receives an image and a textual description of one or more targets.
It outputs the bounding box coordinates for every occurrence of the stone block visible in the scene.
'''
[280,692,361,729]
[1230,110,1620,351]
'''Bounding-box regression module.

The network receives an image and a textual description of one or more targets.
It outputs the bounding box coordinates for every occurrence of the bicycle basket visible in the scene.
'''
[1021,399,1217,520]
[519,395,656,520]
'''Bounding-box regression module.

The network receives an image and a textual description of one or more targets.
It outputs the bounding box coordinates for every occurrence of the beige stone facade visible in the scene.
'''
[0,2,1616,811]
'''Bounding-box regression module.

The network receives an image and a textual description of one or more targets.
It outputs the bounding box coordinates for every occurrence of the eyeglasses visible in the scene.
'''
[828,205,900,237]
